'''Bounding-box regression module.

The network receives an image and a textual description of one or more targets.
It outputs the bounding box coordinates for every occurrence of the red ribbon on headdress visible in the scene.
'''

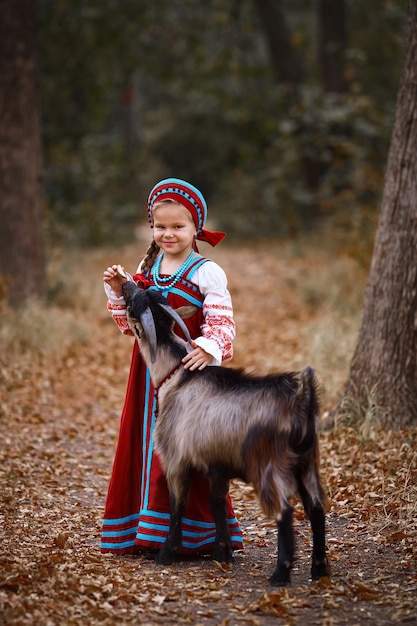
[196,228,226,247]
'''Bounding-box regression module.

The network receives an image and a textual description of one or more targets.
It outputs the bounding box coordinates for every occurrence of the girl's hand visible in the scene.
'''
[103,265,127,297]
[182,342,212,371]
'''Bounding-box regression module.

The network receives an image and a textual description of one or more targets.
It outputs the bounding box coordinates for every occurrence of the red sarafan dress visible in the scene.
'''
[100,252,243,555]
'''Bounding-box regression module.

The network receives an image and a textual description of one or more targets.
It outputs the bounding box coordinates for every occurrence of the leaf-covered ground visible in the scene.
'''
[1,237,416,625]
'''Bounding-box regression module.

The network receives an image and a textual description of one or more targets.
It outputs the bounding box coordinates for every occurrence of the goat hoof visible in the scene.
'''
[155,546,175,565]
[311,559,330,581]
[212,546,234,564]
[269,566,291,586]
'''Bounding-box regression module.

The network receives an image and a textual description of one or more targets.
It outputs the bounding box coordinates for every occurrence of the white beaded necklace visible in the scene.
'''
[151,250,196,291]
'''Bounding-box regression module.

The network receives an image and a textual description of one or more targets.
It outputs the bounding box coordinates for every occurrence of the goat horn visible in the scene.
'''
[140,308,158,364]
[158,303,194,344]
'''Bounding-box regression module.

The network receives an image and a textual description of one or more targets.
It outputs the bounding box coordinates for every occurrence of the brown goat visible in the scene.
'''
[122,281,329,585]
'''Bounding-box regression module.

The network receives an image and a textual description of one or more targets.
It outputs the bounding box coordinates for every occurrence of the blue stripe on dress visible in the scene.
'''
[185,257,208,279]
[134,533,243,550]
[143,370,157,510]
[139,510,240,529]
[142,369,152,507]
[168,287,204,306]
[102,527,138,537]
[102,512,140,525]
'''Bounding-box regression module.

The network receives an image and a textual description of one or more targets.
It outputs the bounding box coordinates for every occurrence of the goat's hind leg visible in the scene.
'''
[209,476,234,563]
[298,482,329,581]
[155,468,192,565]
[269,505,295,586]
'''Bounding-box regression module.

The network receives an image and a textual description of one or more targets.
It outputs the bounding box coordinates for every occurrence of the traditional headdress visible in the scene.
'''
[147,178,226,248]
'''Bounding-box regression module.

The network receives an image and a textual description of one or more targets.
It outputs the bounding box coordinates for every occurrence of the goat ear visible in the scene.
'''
[174,305,199,320]
[158,303,193,344]
[139,308,158,363]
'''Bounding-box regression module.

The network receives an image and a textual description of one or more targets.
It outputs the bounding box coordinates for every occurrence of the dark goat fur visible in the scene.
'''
[122,281,329,585]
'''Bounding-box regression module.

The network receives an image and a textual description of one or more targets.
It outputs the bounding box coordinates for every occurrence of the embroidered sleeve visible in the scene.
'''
[104,279,134,336]
[192,261,235,363]
[104,261,149,336]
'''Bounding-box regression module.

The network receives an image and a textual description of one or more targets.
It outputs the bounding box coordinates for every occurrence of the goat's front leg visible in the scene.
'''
[209,476,234,563]
[155,469,192,565]
[269,505,294,585]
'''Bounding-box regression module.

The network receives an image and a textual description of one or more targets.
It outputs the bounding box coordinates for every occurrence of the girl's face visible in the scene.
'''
[152,202,196,257]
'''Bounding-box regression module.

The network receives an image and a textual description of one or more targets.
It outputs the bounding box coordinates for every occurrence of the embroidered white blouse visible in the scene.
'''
[104,260,235,365]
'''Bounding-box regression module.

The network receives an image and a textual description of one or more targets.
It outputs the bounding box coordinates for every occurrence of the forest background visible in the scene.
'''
[38,0,407,248]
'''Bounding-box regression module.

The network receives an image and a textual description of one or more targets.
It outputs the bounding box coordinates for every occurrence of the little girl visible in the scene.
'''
[100,178,243,556]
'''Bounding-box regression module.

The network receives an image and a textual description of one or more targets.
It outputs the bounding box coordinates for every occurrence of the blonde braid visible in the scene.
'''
[141,239,160,274]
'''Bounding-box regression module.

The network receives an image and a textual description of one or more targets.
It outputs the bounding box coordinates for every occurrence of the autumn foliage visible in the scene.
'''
[1,236,416,624]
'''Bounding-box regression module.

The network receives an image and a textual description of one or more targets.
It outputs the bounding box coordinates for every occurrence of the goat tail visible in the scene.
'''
[258,460,284,519]
[295,365,317,413]
[289,365,320,454]
[243,428,286,519]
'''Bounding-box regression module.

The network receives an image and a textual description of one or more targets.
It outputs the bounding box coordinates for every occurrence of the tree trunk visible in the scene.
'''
[253,0,303,86]
[338,0,417,427]
[317,0,347,93]
[0,0,46,307]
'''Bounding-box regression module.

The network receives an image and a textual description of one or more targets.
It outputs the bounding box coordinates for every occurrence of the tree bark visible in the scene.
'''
[338,0,417,427]
[0,0,46,307]
[253,0,303,86]
[317,0,347,93]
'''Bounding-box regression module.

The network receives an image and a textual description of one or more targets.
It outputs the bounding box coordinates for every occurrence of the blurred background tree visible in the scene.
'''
[338,0,417,428]
[0,0,46,305]
[36,0,407,246]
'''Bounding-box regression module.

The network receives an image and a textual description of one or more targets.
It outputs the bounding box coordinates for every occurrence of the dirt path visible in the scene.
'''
[1,241,416,624]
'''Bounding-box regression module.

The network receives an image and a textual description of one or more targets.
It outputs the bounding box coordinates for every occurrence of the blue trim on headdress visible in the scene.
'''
[148,178,207,233]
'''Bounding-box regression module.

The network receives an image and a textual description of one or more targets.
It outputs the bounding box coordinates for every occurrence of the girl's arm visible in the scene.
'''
[103,264,133,335]
[190,261,236,365]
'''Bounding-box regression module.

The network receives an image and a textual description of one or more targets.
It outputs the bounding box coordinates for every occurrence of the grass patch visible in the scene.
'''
[0,298,91,359]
